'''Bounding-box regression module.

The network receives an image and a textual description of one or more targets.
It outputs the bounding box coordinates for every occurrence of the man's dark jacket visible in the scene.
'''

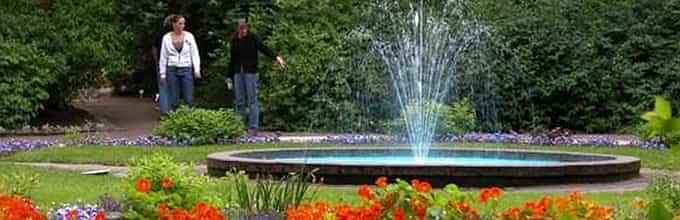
[228,32,276,77]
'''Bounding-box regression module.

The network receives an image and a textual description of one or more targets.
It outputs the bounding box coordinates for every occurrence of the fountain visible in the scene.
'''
[207,0,640,186]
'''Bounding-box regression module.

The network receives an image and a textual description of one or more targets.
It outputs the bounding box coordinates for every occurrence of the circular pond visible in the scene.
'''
[207,147,640,186]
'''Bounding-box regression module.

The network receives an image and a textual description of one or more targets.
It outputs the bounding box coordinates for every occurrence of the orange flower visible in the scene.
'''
[168,208,192,220]
[192,202,225,220]
[479,187,503,203]
[0,195,46,220]
[456,202,472,213]
[287,202,331,220]
[524,201,546,220]
[411,179,432,193]
[410,198,427,220]
[158,202,170,216]
[67,209,78,220]
[135,177,152,193]
[502,207,522,220]
[586,206,613,220]
[94,210,106,220]
[375,177,388,188]
[393,207,406,220]
[161,177,175,190]
[358,185,374,200]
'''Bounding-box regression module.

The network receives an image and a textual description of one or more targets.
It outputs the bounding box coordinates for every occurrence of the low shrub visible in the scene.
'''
[153,107,245,145]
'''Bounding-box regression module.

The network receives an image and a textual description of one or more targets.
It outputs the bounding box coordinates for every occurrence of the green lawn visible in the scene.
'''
[1,164,123,209]
[2,142,679,170]
[0,164,643,211]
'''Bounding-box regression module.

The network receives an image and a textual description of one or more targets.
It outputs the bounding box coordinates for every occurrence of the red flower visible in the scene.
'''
[135,177,152,193]
[94,210,106,220]
[358,185,374,200]
[411,179,432,193]
[375,177,388,188]
[393,207,405,220]
[479,187,503,203]
[161,177,175,190]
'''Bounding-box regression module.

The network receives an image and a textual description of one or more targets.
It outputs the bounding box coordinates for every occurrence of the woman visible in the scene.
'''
[159,14,201,110]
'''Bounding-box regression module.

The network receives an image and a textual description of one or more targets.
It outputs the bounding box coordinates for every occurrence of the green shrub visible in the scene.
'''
[1,0,133,109]
[641,96,680,148]
[124,153,223,219]
[246,0,395,132]
[0,40,61,129]
[154,107,245,144]
[647,174,680,213]
[442,98,478,134]
[388,99,478,135]
[472,0,680,132]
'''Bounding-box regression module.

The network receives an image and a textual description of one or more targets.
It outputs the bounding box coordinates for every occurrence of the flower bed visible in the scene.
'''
[287,178,616,220]
[0,131,665,156]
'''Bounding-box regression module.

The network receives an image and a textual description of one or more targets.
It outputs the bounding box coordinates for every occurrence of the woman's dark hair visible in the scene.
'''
[164,14,185,30]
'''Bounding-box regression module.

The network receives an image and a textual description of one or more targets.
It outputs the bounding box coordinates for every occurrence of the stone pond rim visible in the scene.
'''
[206,147,641,187]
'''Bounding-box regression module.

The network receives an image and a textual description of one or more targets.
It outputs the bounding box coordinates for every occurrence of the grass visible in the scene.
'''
[0,164,644,212]
[0,164,123,209]
[2,142,679,170]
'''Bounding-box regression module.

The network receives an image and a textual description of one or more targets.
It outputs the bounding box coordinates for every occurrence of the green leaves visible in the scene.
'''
[647,199,673,220]
[641,96,680,147]
[0,40,59,129]
[153,107,245,145]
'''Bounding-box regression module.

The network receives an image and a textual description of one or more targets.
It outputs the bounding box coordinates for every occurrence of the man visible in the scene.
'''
[228,18,286,136]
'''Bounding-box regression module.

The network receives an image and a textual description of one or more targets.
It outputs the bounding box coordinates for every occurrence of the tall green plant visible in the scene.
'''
[227,169,317,217]
[641,96,680,148]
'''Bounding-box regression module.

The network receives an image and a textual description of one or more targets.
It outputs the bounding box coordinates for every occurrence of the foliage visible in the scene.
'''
[46,0,133,107]
[647,174,680,213]
[472,0,680,132]
[153,106,245,145]
[124,153,223,219]
[0,172,40,198]
[0,40,60,129]
[641,96,680,148]
[443,98,478,134]
[388,99,478,135]
[227,170,317,218]
[0,0,132,128]
[244,0,395,132]
[1,0,133,109]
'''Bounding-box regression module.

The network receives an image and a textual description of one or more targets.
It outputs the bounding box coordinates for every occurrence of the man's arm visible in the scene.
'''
[254,34,277,59]
[254,34,286,68]
[227,37,236,78]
